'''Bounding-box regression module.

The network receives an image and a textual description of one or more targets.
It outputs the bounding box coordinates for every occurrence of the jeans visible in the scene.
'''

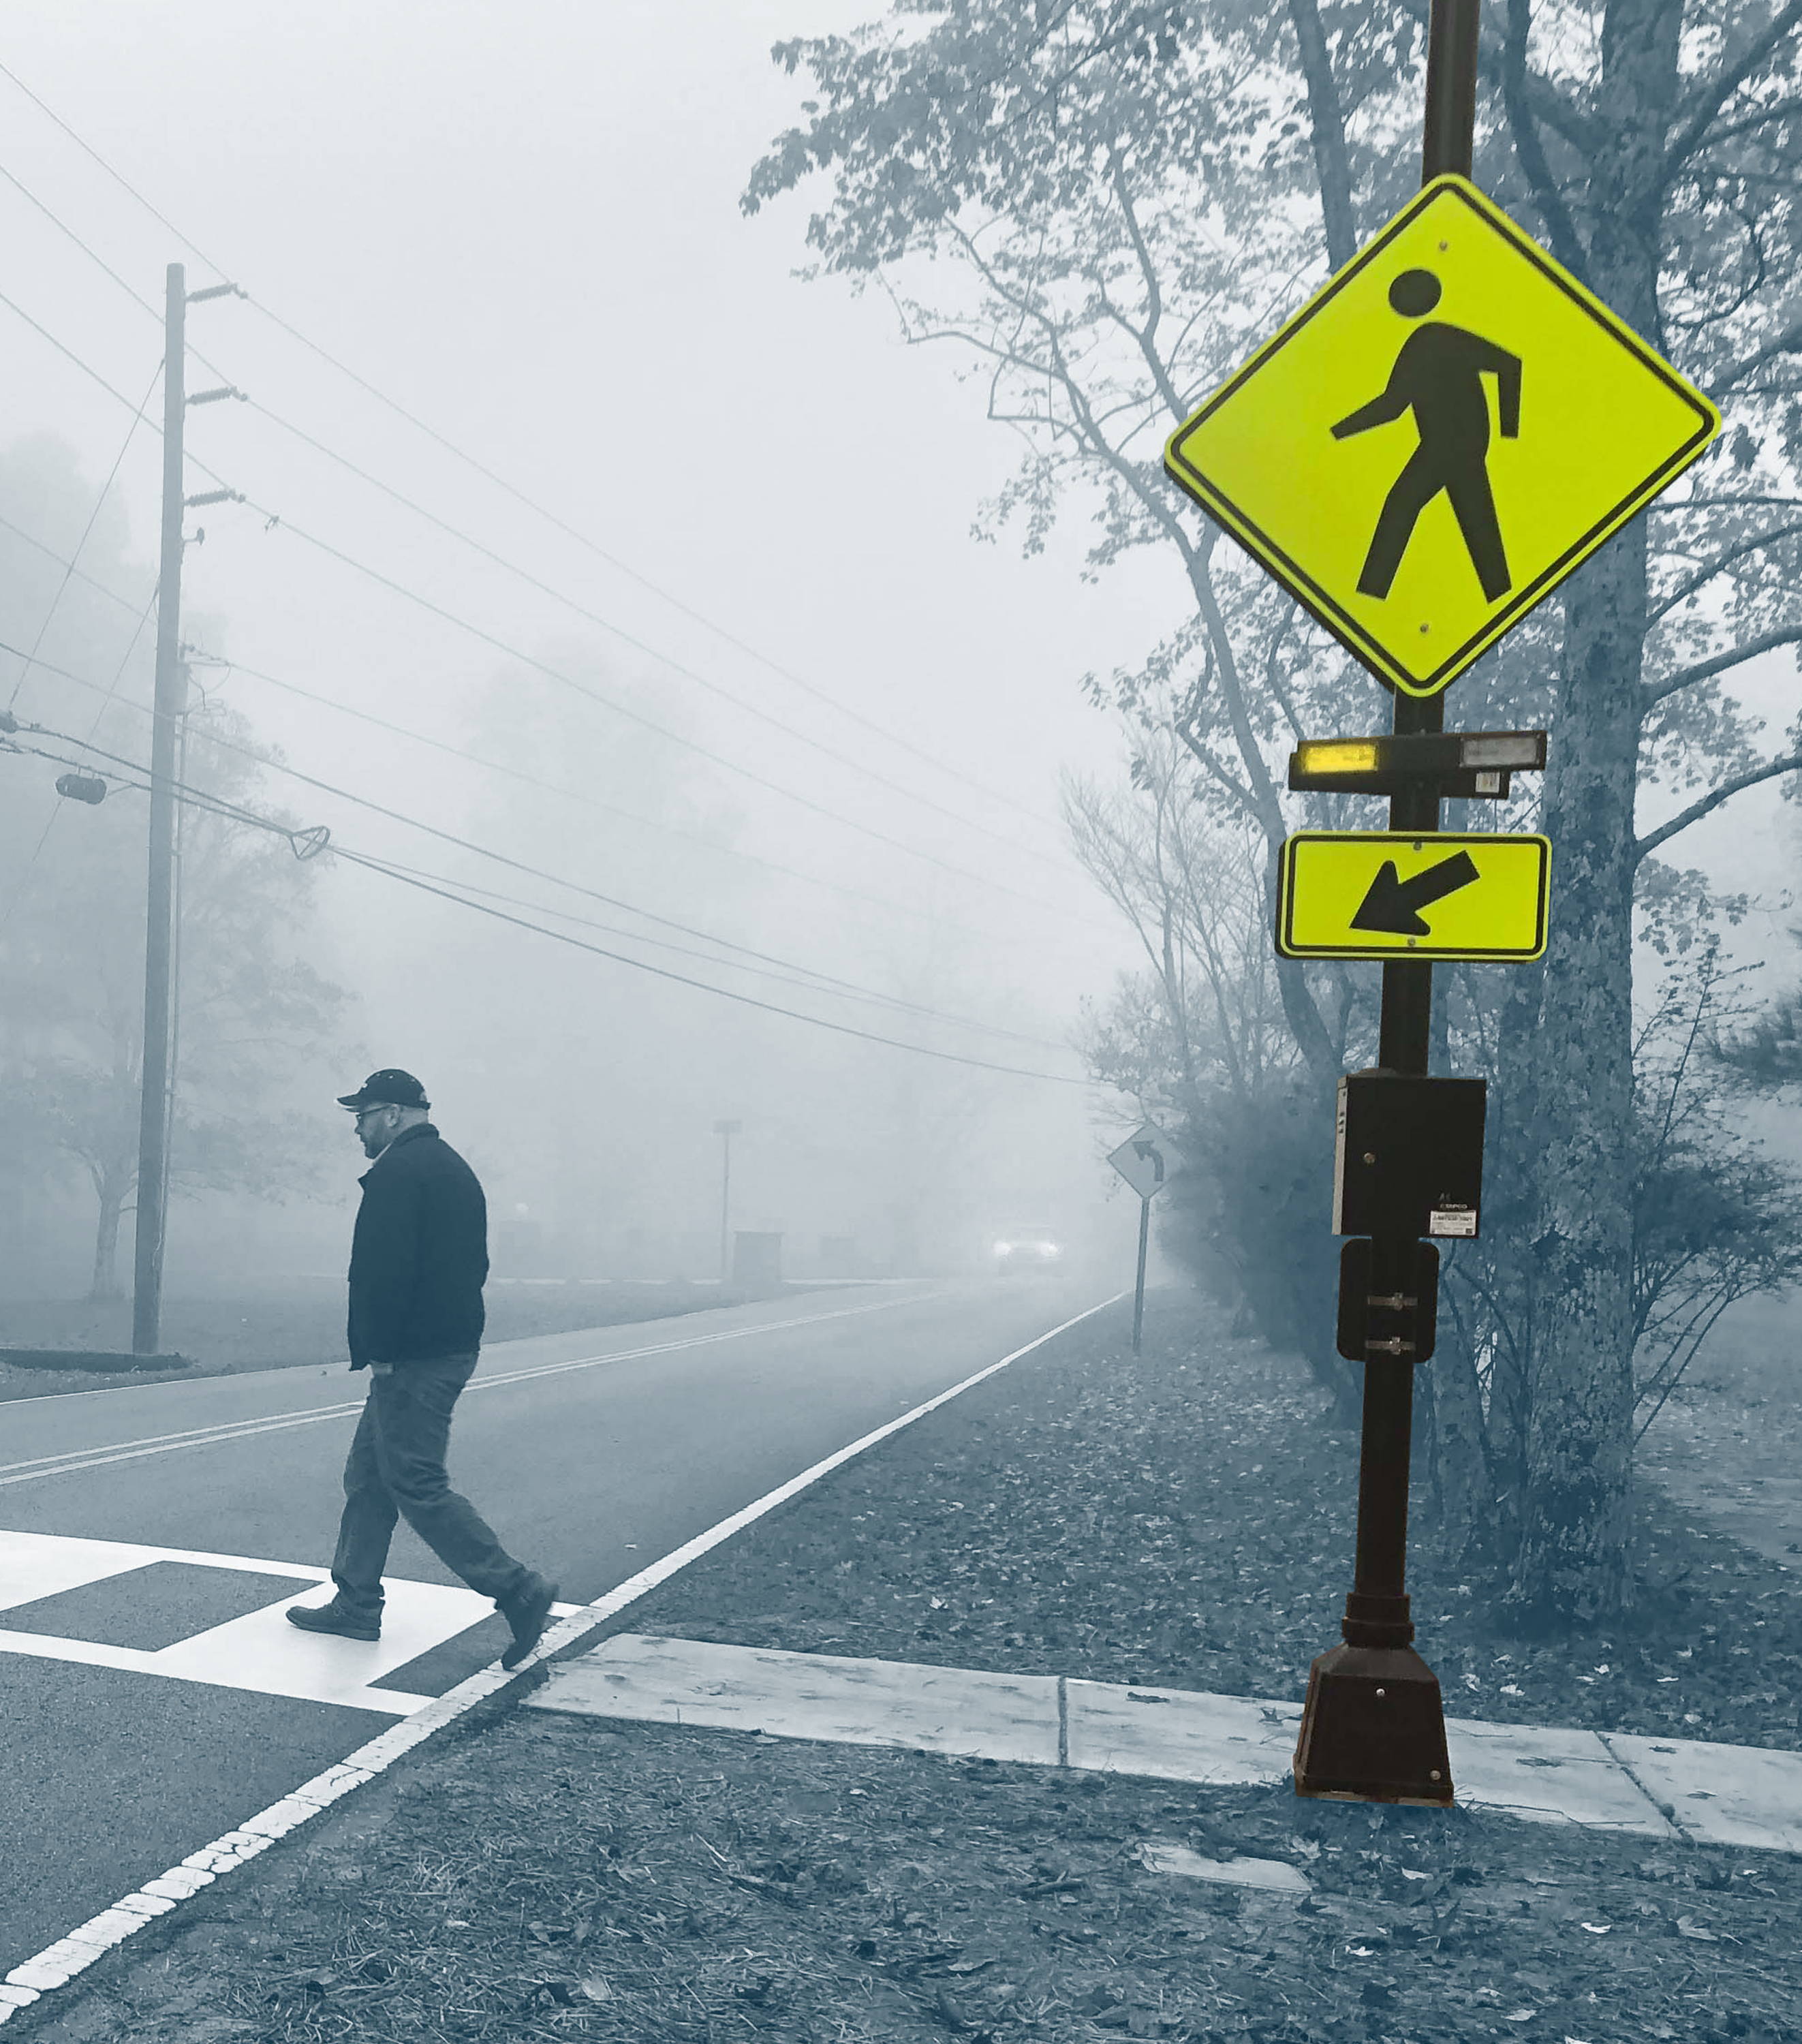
[330,1353,529,1617]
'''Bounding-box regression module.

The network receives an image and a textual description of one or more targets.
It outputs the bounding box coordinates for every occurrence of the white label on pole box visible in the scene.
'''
[1429,1207,1478,1238]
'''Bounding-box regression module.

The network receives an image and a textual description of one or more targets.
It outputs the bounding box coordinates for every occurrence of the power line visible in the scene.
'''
[0,511,1087,957]
[343,848,1065,1047]
[12,671,1075,1053]
[329,844,1090,1085]
[220,652,1053,950]
[0,265,1100,931]
[0,584,158,936]
[0,509,149,606]
[5,356,159,712]
[0,128,1077,863]
[239,392,1085,876]
[0,67,1062,834]
[0,279,153,416]
[4,722,1091,1086]
[209,478,1102,926]
[20,719,1033,1034]
[44,715,1068,1047]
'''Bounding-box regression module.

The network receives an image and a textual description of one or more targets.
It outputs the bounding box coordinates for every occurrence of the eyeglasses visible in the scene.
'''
[353,1106,395,1125]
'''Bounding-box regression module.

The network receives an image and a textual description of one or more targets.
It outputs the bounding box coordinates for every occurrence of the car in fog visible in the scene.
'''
[990,1225,1064,1275]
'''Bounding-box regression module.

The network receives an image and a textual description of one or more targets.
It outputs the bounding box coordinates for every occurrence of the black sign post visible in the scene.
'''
[1290,0,1481,1807]
[1108,1124,1179,1357]
[1132,1194,1152,1354]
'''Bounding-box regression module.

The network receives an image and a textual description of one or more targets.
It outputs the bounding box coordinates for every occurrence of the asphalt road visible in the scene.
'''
[0,1277,1113,1972]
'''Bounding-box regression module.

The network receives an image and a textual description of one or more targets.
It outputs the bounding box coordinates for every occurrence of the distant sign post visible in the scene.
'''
[1162,0,1720,1810]
[1108,1123,1179,1355]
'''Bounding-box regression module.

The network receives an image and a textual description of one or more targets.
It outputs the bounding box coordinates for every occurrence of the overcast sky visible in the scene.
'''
[0,1,1196,1272]
[0,0,1166,976]
[2,1,1795,1273]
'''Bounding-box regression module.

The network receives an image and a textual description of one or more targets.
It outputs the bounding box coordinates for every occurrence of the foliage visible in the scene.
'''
[1,566,348,1296]
[1066,738,1358,1411]
[1627,944,1802,1438]
[747,0,1802,1625]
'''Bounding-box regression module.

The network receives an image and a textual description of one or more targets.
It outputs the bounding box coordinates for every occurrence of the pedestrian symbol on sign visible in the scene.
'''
[1331,268,1521,604]
[1160,175,1720,698]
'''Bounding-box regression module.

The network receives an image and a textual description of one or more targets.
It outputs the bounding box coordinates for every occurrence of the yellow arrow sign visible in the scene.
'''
[1165,176,1720,698]
[1277,831,1551,961]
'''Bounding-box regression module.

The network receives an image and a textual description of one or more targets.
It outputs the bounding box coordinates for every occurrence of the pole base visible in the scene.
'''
[1292,1643,1454,1805]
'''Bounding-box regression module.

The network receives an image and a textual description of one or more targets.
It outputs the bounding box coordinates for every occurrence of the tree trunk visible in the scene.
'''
[1500,0,1681,1632]
[1473,957,1547,1553]
[90,1179,128,1301]
[1507,546,1643,1633]
[1421,1309,1491,1569]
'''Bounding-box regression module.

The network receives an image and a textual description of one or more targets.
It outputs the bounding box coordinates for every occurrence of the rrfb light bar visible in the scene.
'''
[1287,729,1548,799]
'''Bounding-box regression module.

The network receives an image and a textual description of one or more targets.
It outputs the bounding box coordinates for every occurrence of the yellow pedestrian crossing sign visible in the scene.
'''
[1276,831,1551,961]
[1165,176,1720,698]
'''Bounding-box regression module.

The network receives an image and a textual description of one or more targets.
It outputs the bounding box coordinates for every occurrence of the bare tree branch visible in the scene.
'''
[1286,0,1357,269]
[1633,747,1802,862]
[1499,0,1588,277]
[1650,519,1802,620]
[1662,0,1802,185]
[1643,621,1802,701]
[1707,312,1802,401]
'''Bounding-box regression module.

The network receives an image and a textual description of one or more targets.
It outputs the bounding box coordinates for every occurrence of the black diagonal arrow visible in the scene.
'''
[1349,849,1481,935]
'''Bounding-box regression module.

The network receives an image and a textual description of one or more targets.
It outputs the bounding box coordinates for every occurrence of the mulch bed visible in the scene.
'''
[16,1286,1802,2044]
[619,1290,1802,1752]
[29,1706,1802,2044]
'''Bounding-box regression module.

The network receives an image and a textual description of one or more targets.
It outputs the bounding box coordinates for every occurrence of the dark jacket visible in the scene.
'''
[346,1124,488,1368]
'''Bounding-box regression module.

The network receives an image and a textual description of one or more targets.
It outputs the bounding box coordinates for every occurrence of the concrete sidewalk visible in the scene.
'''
[531,1632,1802,1856]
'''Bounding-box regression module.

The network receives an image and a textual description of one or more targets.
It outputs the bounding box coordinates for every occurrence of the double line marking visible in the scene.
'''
[0,1290,939,1491]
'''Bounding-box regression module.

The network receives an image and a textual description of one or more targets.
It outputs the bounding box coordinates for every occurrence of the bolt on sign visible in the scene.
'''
[1276,831,1551,961]
[1163,175,1721,697]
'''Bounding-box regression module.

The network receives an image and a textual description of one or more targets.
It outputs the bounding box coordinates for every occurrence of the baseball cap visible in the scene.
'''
[337,1068,431,1111]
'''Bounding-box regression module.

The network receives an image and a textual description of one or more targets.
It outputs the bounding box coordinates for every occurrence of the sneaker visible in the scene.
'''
[287,1599,381,1641]
[499,1573,559,1670]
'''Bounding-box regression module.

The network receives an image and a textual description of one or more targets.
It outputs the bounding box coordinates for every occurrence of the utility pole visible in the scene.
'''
[131,264,189,1357]
[129,268,241,1355]
[713,1119,741,1282]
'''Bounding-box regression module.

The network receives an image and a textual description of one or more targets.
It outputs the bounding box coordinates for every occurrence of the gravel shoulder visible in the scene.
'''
[14,1286,1802,2044]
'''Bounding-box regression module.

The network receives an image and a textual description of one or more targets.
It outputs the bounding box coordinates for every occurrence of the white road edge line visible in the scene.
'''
[0,1292,1126,2022]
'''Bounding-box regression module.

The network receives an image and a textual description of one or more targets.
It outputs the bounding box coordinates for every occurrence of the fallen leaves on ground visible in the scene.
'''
[31,1287,1802,2044]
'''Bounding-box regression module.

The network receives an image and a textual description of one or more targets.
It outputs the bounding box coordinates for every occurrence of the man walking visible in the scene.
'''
[288,1069,559,1671]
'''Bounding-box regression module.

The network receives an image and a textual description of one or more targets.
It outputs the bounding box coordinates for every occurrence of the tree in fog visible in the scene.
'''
[0,437,346,1297]
[749,0,1802,1626]
[1066,734,1366,1419]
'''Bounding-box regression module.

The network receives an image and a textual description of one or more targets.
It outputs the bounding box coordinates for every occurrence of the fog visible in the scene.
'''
[3,1,1798,1312]
[0,0,1186,1301]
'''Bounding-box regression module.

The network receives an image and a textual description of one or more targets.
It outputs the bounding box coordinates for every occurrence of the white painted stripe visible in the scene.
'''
[0,1282,937,1411]
[0,1532,585,1713]
[0,1618,428,1715]
[0,1294,1124,2024]
[0,1289,940,1488]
